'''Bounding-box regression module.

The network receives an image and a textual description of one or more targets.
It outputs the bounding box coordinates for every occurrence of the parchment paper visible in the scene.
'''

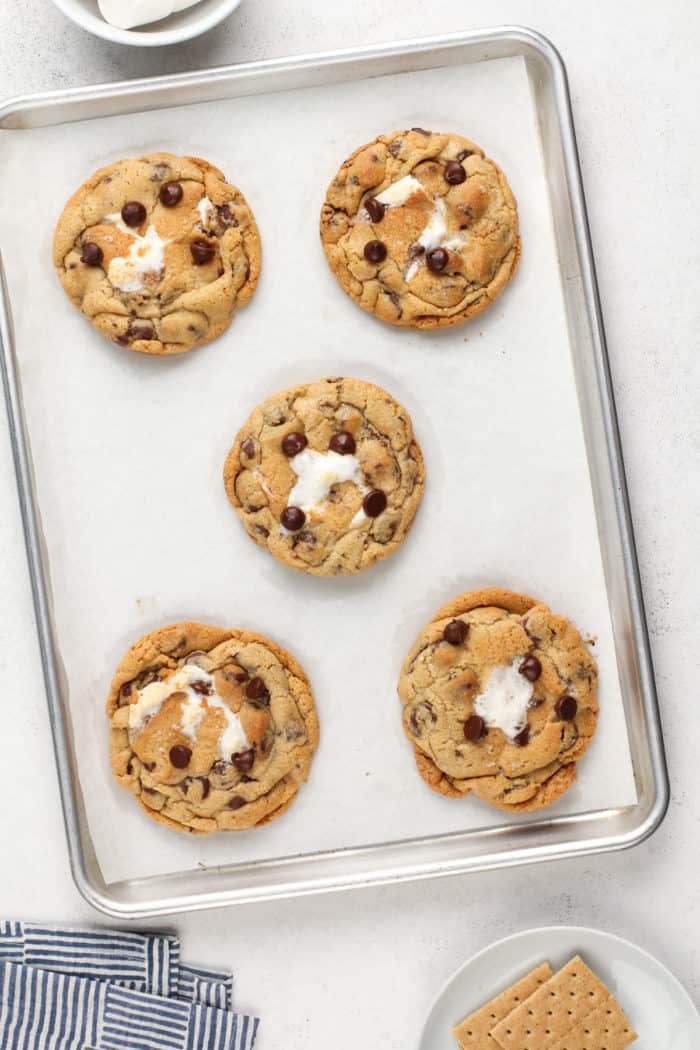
[0,54,638,884]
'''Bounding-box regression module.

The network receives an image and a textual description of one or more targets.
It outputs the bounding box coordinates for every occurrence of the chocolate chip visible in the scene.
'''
[211,760,229,776]
[121,201,147,227]
[169,745,191,768]
[227,795,246,811]
[130,325,153,342]
[443,619,469,645]
[191,239,216,265]
[200,777,210,800]
[217,203,239,228]
[121,681,132,698]
[298,530,316,545]
[143,761,156,772]
[329,431,356,455]
[411,126,430,135]
[444,160,467,185]
[555,695,578,721]
[126,760,133,775]
[427,247,449,272]
[232,749,255,773]
[246,676,270,703]
[241,438,256,459]
[408,243,425,259]
[282,431,307,457]
[519,654,542,682]
[364,239,387,264]
[365,197,386,223]
[184,650,208,666]
[362,489,387,517]
[464,714,487,741]
[159,181,183,207]
[191,679,213,696]
[281,506,306,531]
[80,241,103,266]
[150,162,170,181]
[409,703,436,737]
[513,726,530,747]
[457,148,473,161]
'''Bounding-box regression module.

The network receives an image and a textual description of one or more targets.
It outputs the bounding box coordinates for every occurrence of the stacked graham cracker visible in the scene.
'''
[453,956,637,1050]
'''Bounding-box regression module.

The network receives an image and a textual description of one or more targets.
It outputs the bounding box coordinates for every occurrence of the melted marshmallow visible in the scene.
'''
[473,659,533,742]
[128,664,248,760]
[103,212,167,293]
[288,449,366,511]
[375,175,425,208]
[277,448,369,533]
[405,197,468,281]
[417,197,448,251]
[197,196,215,228]
[252,468,271,495]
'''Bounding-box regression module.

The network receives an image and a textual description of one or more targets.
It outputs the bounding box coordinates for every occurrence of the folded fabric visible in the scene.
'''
[0,922,258,1050]
[0,923,233,1010]
[0,961,258,1050]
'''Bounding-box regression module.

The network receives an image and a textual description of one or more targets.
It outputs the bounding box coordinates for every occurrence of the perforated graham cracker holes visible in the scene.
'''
[452,963,553,1049]
[455,955,637,1050]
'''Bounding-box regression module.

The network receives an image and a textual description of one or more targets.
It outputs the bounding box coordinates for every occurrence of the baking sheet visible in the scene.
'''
[0,54,637,885]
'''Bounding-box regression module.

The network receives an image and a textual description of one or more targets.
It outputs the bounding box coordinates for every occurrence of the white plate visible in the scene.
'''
[420,925,700,1050]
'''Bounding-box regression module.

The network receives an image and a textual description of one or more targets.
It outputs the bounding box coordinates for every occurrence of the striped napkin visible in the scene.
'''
[0,922,259,1050]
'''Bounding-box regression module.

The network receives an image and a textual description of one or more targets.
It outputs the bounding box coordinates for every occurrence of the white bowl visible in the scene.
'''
[49,0,244,46]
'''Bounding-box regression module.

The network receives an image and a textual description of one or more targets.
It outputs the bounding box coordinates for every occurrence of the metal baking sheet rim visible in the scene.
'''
[0,26,669,918]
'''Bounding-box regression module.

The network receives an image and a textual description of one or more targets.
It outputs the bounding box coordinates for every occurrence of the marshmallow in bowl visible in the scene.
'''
[98,0,203,29]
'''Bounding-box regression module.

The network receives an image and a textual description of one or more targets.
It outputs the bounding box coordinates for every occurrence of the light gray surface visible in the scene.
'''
[0,1,698,1047]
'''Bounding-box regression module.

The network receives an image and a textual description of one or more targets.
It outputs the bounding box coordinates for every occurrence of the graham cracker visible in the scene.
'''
[547,996,637,1049]
[490,956,617,1049]
[453,962,553,1048]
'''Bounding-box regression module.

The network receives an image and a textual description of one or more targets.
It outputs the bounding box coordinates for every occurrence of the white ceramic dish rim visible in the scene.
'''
[420,924,700,1049]
[48,0,243,47]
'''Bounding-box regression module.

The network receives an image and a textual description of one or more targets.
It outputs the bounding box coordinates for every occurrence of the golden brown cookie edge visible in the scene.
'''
[107,621,318,834]
[319,129,520,331]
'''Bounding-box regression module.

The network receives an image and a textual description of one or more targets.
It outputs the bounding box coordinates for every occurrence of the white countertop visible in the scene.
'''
[0,1,698,1046]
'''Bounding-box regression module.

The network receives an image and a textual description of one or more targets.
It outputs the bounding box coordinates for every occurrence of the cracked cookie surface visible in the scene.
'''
[54,153,261,355]
[320,128,520,329]
[107,622,318,833]
[223,377,425,576]
[398,589,598,812]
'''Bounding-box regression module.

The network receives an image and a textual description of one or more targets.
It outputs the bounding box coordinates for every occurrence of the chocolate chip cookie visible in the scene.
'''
[223,377,425,576]
[107,622,318,833]
[398,589,598,812]
[54,153,261,355]
[320,128,520,329]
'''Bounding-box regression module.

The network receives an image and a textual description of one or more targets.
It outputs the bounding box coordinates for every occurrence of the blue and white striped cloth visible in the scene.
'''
[0,923,259,1050]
